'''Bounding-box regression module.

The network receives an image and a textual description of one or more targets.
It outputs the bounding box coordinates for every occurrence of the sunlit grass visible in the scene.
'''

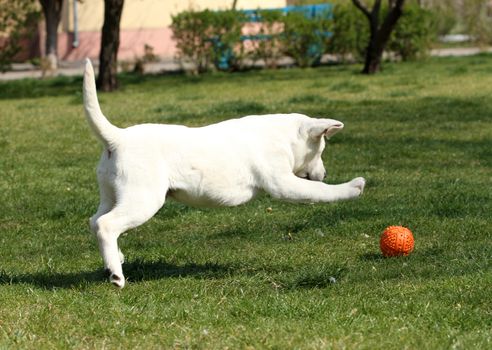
[0,56,491,348]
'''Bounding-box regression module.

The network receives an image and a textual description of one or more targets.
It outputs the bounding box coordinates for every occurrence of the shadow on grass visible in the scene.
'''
[210,203,379,241]
[353,245,491,284]
[359,246,446,263]
[124,259,235,282]
[278,265,346,290]
[0,268,106,289]
[0,260,348,292]
[0,260,235,290]
[0,72,182,100]
[0,66,331,101]
[359,252,385,261]
[1,243,486,290]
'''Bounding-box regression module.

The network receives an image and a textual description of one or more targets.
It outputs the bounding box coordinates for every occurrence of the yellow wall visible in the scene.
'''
[62,0,287,32]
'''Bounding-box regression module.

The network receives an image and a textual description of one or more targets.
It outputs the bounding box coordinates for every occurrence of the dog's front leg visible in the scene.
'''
[265,175,365,203]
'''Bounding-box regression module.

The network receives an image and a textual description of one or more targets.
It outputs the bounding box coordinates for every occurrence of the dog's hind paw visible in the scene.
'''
[349,177,366,196]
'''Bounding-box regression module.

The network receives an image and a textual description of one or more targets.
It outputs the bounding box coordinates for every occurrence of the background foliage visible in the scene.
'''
[171,10,216,74]
[248,10,284,69]
[171,3,437,73]
[171,10,245,74]
[0,0,39,72]
[389,4,436,61]
[281,10,332,67]
[462,0,492,46]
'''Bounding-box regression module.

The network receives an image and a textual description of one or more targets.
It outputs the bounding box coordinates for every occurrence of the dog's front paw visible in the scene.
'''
[109,273,125,289]
[349,177,366,196]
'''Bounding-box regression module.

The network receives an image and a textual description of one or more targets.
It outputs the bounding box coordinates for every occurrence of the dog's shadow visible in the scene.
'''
[0,260,235,290]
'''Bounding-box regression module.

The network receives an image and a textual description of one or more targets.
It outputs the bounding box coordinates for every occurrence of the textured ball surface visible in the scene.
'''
[380,226,414,257]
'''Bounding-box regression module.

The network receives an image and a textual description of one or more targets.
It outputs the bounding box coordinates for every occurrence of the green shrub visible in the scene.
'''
[425,0,458,36]
[207,10,245,71]
[0,0,39,72]
[280,11,332,67]
[463,0,492,46]
[327,3,368,62]
[389,5,436,61]
[248,10,284,69]
[171,3,437,73]
[171,10,215,74]
[171,10,244,74]
[327,2,436,63]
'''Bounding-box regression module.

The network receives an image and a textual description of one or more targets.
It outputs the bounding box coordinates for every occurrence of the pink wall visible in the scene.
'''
[58,27,177,61]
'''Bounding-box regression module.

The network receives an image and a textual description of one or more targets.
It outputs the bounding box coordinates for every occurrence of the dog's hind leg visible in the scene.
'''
[93,186,167,288]
[89,181,114,236]
[89,180,126,265]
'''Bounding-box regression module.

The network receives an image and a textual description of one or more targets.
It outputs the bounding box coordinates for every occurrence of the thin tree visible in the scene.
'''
[352,0,406,74]
[39,0,63,70]
[97,0,124,92]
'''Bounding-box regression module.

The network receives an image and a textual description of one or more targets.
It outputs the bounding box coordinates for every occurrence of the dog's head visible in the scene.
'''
[294,118,344,181]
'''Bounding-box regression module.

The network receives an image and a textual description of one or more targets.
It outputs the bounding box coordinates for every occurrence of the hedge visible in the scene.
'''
[171,4,436,74]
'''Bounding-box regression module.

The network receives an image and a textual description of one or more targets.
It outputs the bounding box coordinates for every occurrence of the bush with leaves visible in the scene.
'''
[171,10,215,74]
[171,3,437,73]
[171,10,244,74]
[389,5,436,61]
[424,0,457,37]
[208,10,245,71]
[0,0,39,72]
[247,10,284,69]
[280,11,332,67]
[327,2,367,62]
[463,0,492,46]
[327,2,436,64]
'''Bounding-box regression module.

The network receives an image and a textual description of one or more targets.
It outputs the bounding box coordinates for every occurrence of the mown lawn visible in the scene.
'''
[0,56,491,349]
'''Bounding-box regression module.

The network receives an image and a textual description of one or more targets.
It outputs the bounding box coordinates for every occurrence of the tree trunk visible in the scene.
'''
[353,0,406,74]
[363,41,384,74]
[39,0,63,70]
[97,0,125,92]
[363,10,382,74]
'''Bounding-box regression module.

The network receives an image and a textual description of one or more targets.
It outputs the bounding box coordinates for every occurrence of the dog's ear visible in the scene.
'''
[306,119,344,139]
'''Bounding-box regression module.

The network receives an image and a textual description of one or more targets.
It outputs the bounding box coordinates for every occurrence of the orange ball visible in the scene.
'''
[380,226,414,257]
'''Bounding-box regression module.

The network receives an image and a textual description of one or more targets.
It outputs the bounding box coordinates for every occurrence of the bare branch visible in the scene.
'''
[372,0,382,19]
[352,0,371,19]
[378,0,406,49]
[395,0,405,10]
[389,0,405,10]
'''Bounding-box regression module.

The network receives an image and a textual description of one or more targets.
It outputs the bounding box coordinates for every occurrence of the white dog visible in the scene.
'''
[83,59,365,288]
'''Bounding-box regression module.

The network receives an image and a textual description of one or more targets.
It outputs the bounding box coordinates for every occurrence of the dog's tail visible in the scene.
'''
[83,58,121,149]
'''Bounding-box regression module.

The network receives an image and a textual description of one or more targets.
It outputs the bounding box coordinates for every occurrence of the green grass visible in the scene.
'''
[0,56,491,349]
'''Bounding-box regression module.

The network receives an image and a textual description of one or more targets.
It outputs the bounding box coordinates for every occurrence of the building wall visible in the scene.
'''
[59,0,287,61]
